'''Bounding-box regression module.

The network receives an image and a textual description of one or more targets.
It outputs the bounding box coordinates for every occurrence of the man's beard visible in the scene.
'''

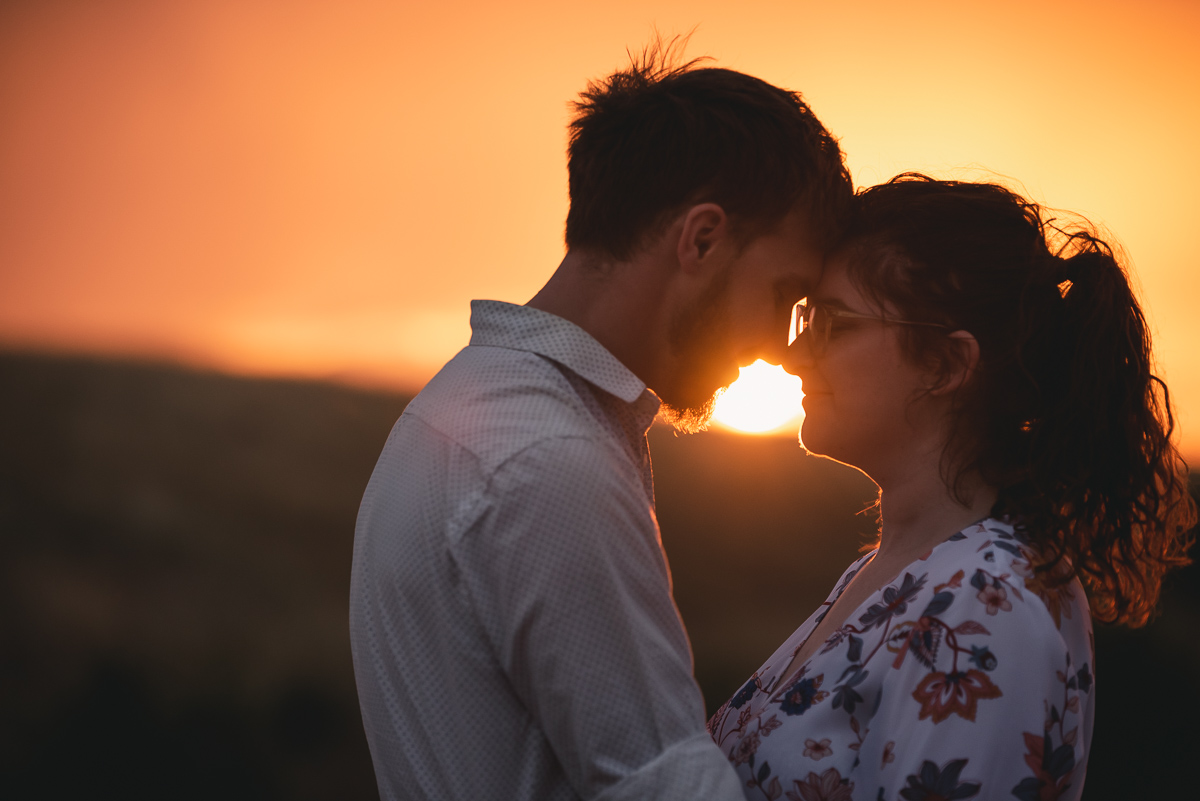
[656,392,721,435]
[658,265,734,434]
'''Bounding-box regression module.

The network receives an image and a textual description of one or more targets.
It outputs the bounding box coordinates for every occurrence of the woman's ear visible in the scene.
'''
[930,330,980,395]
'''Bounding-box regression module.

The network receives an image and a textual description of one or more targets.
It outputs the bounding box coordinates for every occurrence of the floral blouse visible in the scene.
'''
[708,518,1094,801]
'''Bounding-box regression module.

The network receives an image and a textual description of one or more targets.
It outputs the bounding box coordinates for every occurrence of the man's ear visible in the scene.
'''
[675,203,730,274]
[930,330,980,395]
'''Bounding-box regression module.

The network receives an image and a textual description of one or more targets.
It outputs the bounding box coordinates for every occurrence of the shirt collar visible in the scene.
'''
[469,300,656,408]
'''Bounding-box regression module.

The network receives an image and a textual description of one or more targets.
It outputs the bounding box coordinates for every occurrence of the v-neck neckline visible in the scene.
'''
[760,518,991,700]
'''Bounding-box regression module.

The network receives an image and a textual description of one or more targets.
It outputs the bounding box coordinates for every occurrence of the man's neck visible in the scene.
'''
[526,249,674,389]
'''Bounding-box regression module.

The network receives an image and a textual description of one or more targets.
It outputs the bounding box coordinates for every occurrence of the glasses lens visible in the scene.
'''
[788,300,829,355]
[789,300,806,346]
[789,299,821,349]
[808,305,824,354]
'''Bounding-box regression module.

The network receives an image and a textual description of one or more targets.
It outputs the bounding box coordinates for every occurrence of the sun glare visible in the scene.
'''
[711,360,805,434]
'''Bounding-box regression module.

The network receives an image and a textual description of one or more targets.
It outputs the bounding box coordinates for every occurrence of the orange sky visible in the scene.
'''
[2,0,1198,457]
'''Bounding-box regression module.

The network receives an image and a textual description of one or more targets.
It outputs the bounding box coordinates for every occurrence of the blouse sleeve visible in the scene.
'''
[848,565,1093,801]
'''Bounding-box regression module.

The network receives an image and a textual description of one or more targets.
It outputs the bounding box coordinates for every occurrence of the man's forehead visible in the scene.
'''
[774,272,815,301]
[773,217,825,284]
[774,202,826,244]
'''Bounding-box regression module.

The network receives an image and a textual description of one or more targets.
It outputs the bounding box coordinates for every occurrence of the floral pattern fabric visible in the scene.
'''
[708,518,1094,801]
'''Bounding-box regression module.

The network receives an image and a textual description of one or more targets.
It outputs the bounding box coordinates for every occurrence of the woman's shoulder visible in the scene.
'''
[912,517,1093,638]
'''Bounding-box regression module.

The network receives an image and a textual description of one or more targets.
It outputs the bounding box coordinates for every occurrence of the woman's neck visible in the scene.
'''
[872,455,998,564]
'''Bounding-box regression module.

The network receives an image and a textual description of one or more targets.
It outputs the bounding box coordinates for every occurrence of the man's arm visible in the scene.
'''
[449,435,744,801]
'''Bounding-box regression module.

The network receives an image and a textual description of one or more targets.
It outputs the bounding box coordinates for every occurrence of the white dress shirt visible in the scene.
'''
[350,300,744,801]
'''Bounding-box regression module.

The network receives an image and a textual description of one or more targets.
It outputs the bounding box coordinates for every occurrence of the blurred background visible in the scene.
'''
[2,0,1198,798]
[1,353,1196,799]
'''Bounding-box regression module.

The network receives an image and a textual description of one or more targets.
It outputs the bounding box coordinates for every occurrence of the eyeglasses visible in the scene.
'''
[789,298,947,356]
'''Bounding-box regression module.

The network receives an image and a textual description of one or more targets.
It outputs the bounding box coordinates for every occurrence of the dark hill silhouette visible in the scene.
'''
[0,350,1194,799]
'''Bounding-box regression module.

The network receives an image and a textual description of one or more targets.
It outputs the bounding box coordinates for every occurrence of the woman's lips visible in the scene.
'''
[801,390,830,410]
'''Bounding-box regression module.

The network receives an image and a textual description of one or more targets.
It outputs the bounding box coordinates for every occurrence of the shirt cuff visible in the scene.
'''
[590,732,744,801]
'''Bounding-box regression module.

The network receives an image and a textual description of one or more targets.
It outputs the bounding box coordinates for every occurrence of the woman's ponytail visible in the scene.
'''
[1014,235,1194,625]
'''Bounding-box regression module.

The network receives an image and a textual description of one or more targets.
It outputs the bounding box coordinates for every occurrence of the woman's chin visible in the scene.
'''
[798,419,828,456]
[798,417,856,465]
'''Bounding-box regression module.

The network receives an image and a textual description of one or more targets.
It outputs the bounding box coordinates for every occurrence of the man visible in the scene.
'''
[350,43,852,801]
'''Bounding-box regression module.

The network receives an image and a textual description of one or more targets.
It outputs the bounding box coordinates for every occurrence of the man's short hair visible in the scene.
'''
[565,40,853,260]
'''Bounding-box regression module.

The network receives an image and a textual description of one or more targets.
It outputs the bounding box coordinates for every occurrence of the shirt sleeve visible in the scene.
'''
[847,567,1092,801]
[448,435,744,801]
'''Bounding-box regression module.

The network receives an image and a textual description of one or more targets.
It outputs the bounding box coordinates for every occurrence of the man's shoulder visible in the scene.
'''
[400,343,609,470]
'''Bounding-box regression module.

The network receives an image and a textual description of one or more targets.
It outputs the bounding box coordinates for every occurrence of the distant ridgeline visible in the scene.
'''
[0,350,1195,801]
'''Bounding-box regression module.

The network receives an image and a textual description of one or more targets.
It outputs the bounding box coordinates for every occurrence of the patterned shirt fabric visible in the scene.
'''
[350,300,744,801]
[708,518,1094,801]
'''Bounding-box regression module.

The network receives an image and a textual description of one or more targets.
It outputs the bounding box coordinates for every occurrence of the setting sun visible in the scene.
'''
[711,360,805,434]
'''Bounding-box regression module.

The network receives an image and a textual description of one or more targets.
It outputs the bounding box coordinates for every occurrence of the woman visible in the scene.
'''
[707,175,1195,801]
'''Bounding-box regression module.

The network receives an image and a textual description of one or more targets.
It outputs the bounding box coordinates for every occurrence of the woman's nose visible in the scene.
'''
[781,331,816,377]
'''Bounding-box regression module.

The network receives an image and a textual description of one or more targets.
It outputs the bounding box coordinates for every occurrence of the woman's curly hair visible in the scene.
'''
[840,173,1196,627]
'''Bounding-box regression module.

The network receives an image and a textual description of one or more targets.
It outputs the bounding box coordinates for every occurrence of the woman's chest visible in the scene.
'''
[709,565,971,792]
[712,638,891,799]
